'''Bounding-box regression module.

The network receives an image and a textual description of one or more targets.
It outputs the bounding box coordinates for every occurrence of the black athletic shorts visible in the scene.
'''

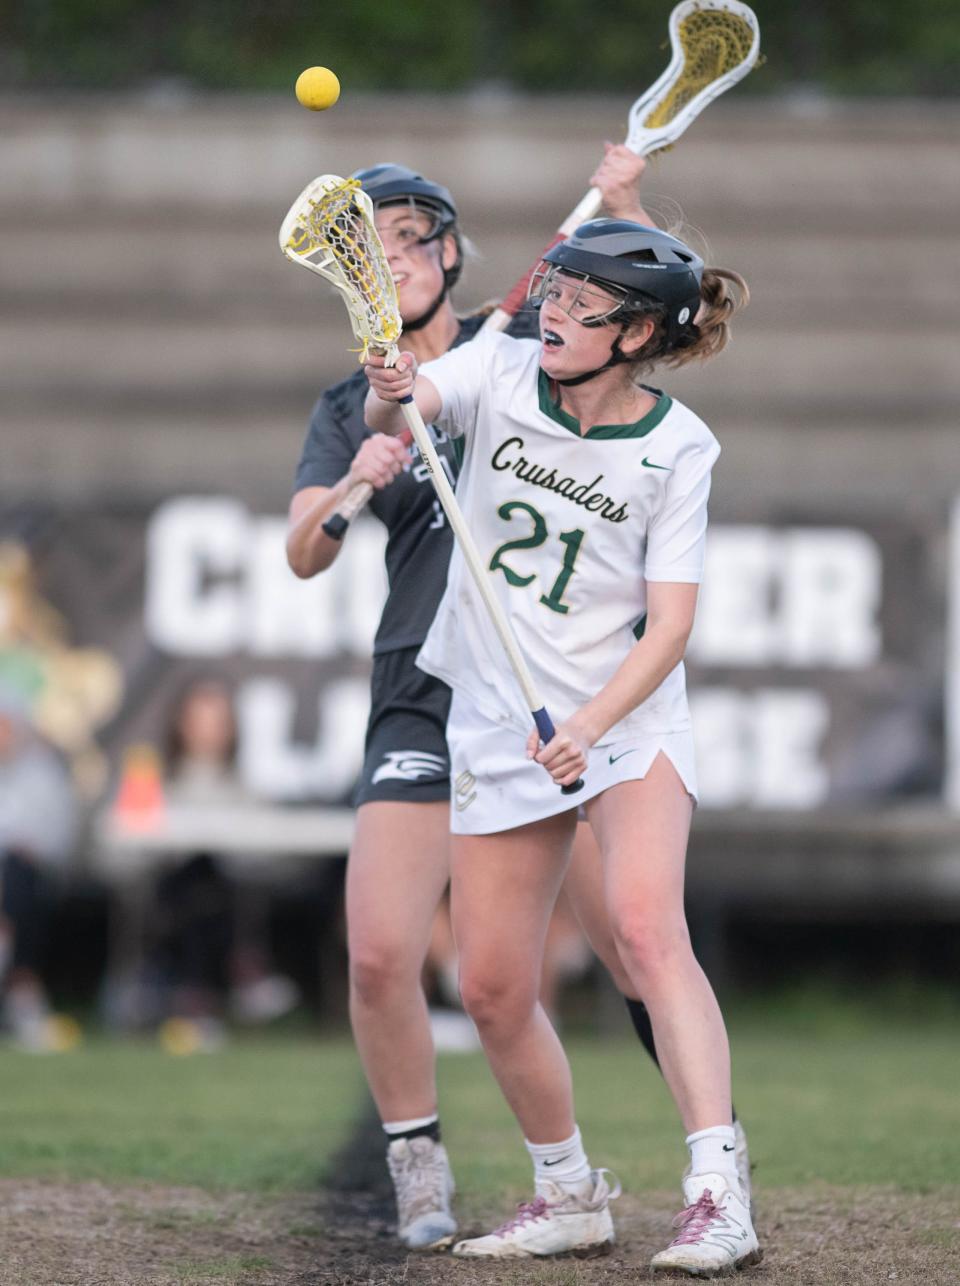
[353,646,452,806]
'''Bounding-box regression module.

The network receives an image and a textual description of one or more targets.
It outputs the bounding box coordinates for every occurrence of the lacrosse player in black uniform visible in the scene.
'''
[286,152,750,1250]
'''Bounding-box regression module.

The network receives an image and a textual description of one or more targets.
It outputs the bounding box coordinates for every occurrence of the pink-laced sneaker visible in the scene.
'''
[651,1173,761,1278]
[453,1169,619,1259]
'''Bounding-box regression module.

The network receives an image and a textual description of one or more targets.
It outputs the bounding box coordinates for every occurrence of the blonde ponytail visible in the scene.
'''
[625,266,749,376]
[665,267,749,368]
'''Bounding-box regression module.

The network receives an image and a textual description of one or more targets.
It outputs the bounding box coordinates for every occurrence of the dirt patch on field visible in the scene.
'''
[0,1180,957,1286]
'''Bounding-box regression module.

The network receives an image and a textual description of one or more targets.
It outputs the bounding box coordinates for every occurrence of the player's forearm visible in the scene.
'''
[576,623,690,744]
[603,197,657,227]
[593,145,658,227]
[364,387,409,436]
[286,480,352,577]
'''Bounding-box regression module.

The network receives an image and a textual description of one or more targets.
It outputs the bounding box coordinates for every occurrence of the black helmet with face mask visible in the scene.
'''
[530,219,703,366]
[352,163,458,230]
[352,163,462,327]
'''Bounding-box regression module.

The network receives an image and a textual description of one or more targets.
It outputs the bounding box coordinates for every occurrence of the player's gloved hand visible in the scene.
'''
[347,433,411,491]
[591,142,648,222]
[526,717,591,789]
[364,350,418,402]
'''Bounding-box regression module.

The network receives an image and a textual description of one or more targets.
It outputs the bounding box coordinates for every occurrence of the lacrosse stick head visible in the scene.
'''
[627,1,760,155]
[279,174,402,362]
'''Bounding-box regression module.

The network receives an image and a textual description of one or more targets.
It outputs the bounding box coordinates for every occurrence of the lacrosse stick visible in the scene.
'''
[322,0,759,534]
[488,0,760,328]
[279,175,583,793]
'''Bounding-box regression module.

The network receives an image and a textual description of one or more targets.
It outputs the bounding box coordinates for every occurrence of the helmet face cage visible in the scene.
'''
[352,165,458,243]
[373,195,453,245]
[351,165,463,299]
[528,262,654,329]
[536,220,703,348]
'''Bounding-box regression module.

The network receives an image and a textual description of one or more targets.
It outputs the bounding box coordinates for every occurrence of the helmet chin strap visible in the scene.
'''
[555,321,631,387]
[401,230,460,332]
[403,284,448,332]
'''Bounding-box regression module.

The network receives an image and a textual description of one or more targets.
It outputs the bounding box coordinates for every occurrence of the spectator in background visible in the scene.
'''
[145,677,299,1048]
[0,684,78,1051]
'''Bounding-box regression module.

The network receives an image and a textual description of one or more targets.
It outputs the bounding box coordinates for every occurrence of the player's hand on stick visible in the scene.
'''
[364,351,418,402]
[526,718,591,789]
[347,434,410,492]
[590,142,649,223]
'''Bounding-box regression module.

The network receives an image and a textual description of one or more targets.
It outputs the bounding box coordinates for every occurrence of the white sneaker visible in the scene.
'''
[453,1169,620,1259]
[651,1173,761,1278]
[386,1136,457,1250]
[733,1119,753,1214]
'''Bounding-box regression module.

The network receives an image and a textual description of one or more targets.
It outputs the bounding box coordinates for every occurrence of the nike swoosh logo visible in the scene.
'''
[609,748,639,765]
[542,1154,573,1167]
[642,456,672,471]
[722,1144,736,1152]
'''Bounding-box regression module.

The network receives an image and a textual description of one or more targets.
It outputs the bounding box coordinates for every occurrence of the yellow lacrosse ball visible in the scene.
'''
[295,66,340,111]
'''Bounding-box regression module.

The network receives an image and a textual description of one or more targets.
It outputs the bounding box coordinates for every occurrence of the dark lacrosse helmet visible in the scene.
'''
[530,218,703,348]
[352,163,462,323]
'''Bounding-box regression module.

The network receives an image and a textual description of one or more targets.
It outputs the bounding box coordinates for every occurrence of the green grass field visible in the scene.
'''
[0,1032,360,1192]
[1,990,957,1197]
[1,992,958,1283]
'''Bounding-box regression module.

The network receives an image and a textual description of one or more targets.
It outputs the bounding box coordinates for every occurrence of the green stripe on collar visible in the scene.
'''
[538,370,672,439]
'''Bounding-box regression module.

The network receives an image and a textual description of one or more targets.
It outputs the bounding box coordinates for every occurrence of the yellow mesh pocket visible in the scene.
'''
[644,6,756,129]
[283,179,401,359]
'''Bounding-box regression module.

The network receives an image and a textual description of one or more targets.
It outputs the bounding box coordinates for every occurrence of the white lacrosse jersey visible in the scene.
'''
[416,329,720,745]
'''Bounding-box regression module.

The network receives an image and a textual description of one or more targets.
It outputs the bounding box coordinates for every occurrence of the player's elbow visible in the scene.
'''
[286,548,311,579]
[287,554,312,579]
[286,538,327,579]
[645,585,699,663]
[646,617,693,669]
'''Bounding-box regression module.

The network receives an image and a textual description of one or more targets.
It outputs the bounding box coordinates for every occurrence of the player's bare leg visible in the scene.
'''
[346,800,450,1120]
[587,756,728,1127]
[450,810,618,1258]
[452,810,576,1141]
[563,823,638,997]
[345,799,456,1248]
[564,821,753,1207]
[586,754,760,1275]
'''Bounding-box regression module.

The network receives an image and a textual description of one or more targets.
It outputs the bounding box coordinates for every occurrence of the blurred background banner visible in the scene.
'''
[0,503,943,811]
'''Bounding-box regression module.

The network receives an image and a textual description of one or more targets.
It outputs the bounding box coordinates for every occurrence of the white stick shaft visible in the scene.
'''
[558,187,604,236]
[396,399,544,715]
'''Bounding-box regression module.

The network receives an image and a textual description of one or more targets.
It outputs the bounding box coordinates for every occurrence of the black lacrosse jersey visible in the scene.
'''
[294,308,539,655]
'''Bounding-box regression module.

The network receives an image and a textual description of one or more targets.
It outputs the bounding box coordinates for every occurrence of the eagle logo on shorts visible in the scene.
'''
[453,769,477,811]
[371,750,448,784]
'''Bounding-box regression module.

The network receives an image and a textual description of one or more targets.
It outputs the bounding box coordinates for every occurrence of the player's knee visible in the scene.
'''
[349,944,420,1007]
[601,947,637,998]
[612,914,690,983]
[459,964,537,1037]
[581,925,635,994]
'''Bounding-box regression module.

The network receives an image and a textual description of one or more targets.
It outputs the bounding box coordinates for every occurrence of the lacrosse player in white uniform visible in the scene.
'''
[363,220,760,1277]
[287,153,748,1253]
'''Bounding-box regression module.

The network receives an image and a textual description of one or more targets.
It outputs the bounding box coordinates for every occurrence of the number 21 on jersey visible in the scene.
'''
[488,500,584,615]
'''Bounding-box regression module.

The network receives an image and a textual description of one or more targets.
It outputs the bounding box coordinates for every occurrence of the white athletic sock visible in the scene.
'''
[383,1113,439,1137]
[525,1125,592,1194]
[686,1124,739,1182]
